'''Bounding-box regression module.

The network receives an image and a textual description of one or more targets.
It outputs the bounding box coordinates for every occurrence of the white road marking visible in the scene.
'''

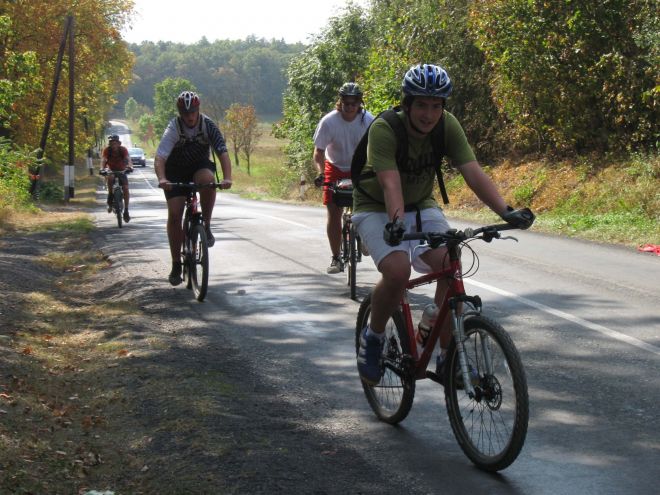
[465,279,660,356]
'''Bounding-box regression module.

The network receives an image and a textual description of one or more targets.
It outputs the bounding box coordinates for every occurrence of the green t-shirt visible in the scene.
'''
[354,110,476,212]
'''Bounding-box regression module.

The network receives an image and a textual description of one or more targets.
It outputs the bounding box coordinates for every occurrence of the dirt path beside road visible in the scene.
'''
[0,212,421,494]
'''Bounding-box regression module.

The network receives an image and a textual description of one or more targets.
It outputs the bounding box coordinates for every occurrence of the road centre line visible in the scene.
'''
[465,279,660,356]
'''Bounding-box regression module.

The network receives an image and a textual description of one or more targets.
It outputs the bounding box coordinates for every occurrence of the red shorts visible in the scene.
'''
[323,161,351,206]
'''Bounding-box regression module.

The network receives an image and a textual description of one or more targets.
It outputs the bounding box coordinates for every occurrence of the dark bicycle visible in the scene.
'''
[326,178,362,300]
[100,169,132,228]
[167,182,225,302]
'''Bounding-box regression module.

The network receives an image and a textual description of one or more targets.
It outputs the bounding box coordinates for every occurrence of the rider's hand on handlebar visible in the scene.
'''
[220,179,233,190]
[383,218,407,246]
[313,173,325,188]
[158,178,172,191]
[501,206,535,230]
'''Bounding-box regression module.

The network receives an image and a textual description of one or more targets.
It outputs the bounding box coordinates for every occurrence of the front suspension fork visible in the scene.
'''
[450,295,482,398]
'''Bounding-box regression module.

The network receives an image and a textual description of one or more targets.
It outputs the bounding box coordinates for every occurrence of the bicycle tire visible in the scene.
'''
[181,218,193,290]
[348,224,357,300]
[190,223,209,301]
[114,189,123,228]
[355,293,415,424]
[444,315,529,472]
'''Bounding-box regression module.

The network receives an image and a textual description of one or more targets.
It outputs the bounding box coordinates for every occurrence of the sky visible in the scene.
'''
[121,0,368,45]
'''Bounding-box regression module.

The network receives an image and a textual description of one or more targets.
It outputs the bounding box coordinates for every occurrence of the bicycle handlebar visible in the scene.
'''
[402,222,520,247]
[165,182,228,190]
[100,168,132,176]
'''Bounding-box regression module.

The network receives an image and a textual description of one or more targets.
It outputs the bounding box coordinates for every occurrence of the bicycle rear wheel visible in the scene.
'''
[348,224,357,300]
[444,315,528,472]
[355,293,415,424]
[114,189,123,228]
[189,224,209,301]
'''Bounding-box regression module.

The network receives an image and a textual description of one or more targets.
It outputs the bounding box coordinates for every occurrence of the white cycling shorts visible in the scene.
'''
[352,207,450,274]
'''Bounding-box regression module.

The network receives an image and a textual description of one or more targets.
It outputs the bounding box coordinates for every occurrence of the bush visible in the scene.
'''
[0,138,37,211]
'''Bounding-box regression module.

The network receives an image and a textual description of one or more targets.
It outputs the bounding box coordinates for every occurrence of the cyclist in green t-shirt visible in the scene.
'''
[355,63,534,385]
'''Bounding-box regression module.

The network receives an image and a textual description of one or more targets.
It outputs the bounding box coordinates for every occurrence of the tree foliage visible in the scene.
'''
[0,0,134,166]
[224,103,261,175]
[276,0,658,168]
[122,37,304,119]
[274,2,370,180]
[469,0,659,153]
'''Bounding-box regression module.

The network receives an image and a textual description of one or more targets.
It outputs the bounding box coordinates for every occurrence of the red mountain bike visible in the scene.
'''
[355,221,530,472]
[168,182,224,302]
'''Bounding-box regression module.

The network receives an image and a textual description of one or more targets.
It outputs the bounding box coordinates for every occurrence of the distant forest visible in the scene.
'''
[119,37,306,118]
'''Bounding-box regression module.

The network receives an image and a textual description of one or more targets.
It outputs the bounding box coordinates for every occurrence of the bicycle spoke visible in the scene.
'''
[445,316,528,471]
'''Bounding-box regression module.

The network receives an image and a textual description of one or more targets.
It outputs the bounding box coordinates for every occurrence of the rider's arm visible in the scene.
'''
[101,148,108,168]
[458,161,508,216]
[154,155,169,189]
[313,148,326,175]
[218,151,232,189]
[377,169,405,221]
[121,147,130,168]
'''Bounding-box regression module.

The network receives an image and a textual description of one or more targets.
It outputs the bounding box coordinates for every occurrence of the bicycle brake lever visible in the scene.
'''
[499,235,519,242]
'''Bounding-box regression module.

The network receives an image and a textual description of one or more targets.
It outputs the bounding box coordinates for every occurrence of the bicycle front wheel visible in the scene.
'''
[348,224,358,300]
[355,293,415,424]
[444,315,529,472]
[189,224,209,301]
[114,189,124,228]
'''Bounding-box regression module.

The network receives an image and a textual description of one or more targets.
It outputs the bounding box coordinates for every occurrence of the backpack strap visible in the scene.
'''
[429,116,449,205]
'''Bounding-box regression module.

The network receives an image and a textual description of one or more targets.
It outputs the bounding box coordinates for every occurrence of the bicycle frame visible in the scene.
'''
[398,241,483,396]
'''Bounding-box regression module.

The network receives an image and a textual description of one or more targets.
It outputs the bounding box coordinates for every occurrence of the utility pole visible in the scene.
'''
[33,14,76,201]
[64,14,75,201]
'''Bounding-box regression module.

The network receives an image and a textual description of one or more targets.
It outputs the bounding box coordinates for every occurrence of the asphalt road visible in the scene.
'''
[94,164,660,494]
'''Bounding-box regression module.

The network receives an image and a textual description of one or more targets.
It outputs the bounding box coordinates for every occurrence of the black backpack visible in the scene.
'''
[350,107,449,205]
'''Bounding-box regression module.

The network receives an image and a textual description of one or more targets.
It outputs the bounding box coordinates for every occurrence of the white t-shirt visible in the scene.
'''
[313,109,374,172]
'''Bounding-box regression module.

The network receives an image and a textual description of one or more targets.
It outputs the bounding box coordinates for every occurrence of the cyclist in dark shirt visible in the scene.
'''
[101,134,132,222]
[154,91,233,286]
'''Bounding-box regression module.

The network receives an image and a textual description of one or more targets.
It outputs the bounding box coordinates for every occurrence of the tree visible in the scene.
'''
[137,113,157,146]
[224,103,262,175]
[124,97,139,121]
[275,3,370,181]
[0,0,135,166]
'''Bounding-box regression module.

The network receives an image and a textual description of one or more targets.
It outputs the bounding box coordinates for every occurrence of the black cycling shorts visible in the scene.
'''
[164,159,216,200]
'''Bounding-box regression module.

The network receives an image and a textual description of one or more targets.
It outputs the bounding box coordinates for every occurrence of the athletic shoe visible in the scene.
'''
[123,210,130,223]
[357,327,384,385]
[327,256,343,274]
[206,226,215,247]
[168,262,182,286]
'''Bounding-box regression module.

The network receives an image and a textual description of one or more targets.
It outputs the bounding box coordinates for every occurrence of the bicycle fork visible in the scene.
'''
[449,294,486,398]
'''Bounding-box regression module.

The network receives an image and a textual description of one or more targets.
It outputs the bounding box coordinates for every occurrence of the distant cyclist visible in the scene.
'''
[313,82,374,274]
[353,64,534,385]
[101,134,132,223]
[154,91,233,286]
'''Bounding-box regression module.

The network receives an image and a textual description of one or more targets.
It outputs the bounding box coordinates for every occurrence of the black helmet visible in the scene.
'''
[108,134,120,143]
[402,63,452,99]
[338,82,363,98]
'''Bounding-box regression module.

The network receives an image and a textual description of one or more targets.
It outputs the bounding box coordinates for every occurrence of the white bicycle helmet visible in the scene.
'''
[402,64,452,99]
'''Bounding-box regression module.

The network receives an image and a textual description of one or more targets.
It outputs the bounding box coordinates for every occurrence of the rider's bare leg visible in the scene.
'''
[327,203,342,257]
[166,196,186,261]
[194,168,216,227]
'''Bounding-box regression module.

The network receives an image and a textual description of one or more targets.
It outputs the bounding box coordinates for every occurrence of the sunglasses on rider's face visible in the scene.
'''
[341,99,360,107]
